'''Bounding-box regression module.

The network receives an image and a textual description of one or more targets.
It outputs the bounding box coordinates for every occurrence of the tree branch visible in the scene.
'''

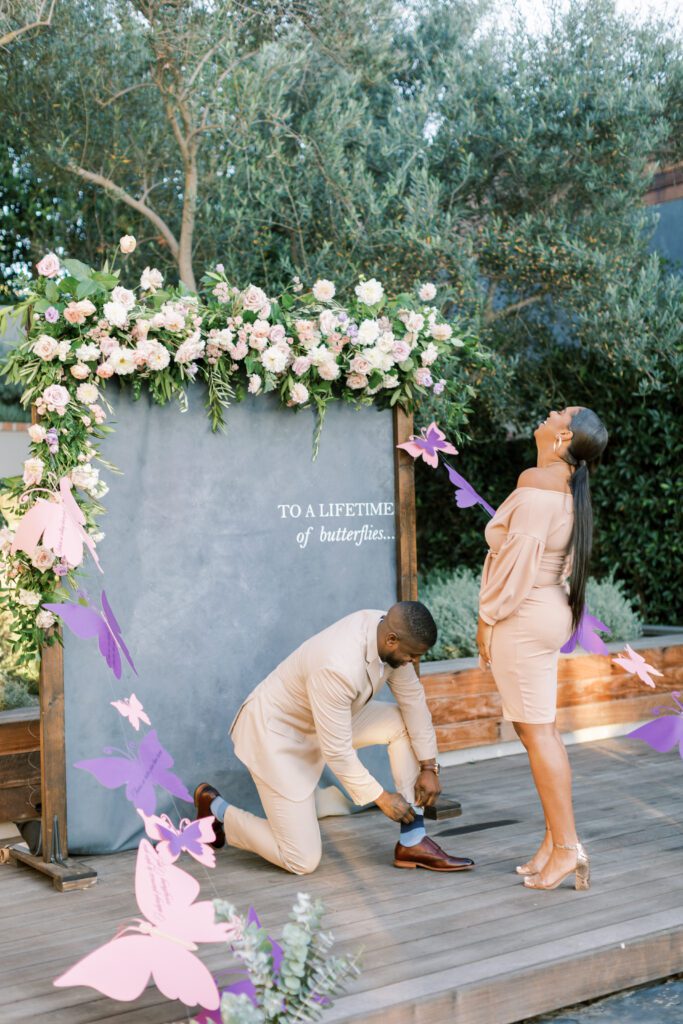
[64,161,179,257]
[485,291,547,324]
[94,81,153,108]
[0,0,57,48]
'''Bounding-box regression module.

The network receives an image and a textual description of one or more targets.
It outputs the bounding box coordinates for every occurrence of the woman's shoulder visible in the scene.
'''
[516,467,571,495]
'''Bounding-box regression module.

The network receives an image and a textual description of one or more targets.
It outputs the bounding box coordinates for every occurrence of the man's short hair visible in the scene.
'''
[393,601,438,649]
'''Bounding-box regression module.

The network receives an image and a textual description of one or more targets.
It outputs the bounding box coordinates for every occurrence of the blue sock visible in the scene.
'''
[210,795,229,821]
[400,807,426,847]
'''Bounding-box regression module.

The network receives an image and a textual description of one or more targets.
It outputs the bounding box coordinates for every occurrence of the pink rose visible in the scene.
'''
[292,356,312,376]
[346,372,368,390]
[70,363,90,380]
[415,368,433,387]
[64,302,88,325]
[392,340,411,363]
[268,324,286,345]
[36,253,60,278]
[41,384,70,410]
[230,340,248,360]
[96,363,114,379]
[350,354,371,375]
[318,359,340,381]
[119,235,137,254]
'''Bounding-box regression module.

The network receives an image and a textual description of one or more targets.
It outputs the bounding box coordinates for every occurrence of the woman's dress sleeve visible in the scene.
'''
[479,492,550,626]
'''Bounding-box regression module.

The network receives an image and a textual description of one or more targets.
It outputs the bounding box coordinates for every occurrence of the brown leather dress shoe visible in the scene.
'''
[194,782,226,849]
[393,835,474,871]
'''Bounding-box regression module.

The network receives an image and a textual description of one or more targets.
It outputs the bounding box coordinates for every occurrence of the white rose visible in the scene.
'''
[241,285,269,312]
[312,279,336,302]
[382,374,400,389]
[430,322,452,341]
[33,334,58,360]
[111,286,136,311]
[23,457,45,486]
[158,303,186,333]
[109,347,137,375]
[354,278,384,306]
[421,342,439,366]
[119,235,137,253]
[248,373,262,394]
[174,331,205,364]
[0,526,15,554]
[36,609,56,630]
[290,382,310,405]
[75,343,101,362]
[252,318,271,338]
[261,346,288,374]
[28,424,47,443]
[357,319,380,346]
[145,341,171,370]
[18,589,42,608]
[57,340,71,361]
[140,267,164,292]
[103,301,129,329]
[76,382,99,404]
[419,283,437,301]
[317,358,340,381]
[377,331,395,354]
[318,309,338,336]
[71,464,100,493]
[405,312,425,333]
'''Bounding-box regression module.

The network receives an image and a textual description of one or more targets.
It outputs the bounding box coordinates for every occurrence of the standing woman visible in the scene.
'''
[477,406,608,891]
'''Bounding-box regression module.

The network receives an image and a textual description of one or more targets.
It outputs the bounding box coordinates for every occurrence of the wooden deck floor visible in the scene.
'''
[3,737,683,1024]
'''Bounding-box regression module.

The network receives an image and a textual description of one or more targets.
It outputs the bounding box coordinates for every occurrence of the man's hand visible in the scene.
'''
[375,790,415,824]
[476,615,493,666]
[414,769,441,807]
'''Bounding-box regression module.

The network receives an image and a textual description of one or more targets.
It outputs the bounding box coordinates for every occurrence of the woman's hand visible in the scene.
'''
[476,615,493,666]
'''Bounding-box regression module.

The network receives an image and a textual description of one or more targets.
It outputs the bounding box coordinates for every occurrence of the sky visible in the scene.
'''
[515,0,682,34]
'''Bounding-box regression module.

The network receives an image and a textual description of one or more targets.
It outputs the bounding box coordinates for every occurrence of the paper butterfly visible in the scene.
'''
[12,476,102,571]
[54,839,238,1009]
[443,461,496,517]
[396,422,458,468]
[111,693,150,731]
[195,909,284,1024]
[561,608,612,655]
[42,590,137,680]
[138,810,217,868]
[627,692,683,757]
[75,729,193,815]
[613,643,664,689]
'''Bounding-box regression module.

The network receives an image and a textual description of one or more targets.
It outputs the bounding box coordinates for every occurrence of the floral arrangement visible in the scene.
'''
[210,893,361,1024]
[0,236,478,664]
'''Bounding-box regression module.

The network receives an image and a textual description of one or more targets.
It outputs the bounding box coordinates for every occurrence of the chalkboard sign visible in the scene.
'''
[63,389,413,854]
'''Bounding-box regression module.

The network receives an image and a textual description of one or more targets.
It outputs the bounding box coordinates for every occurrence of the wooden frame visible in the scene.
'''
[6,405,419,889]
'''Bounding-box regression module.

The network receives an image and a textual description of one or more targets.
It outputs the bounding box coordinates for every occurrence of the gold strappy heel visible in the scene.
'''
[515,827,552,876]
[523,841,591,891]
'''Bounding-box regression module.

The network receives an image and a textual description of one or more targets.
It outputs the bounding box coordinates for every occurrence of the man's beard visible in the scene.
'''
[385,653,404,669]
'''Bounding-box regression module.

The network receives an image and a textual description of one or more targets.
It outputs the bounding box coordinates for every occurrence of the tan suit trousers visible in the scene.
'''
[224,700,420,875]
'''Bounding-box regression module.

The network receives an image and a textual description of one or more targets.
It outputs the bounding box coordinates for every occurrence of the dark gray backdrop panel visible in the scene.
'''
[64,389,399,854]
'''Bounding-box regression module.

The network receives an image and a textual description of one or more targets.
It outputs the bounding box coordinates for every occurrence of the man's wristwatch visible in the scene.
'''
[420,762,441,775]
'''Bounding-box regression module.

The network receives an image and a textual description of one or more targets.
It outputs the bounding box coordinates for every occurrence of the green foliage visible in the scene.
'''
[0,608,39,711]
[211,893,361,1024]
[420,566,642,663]
[585,573,643,642]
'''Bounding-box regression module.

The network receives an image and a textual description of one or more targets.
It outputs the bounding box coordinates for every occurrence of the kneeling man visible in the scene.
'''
[195,603,474,875]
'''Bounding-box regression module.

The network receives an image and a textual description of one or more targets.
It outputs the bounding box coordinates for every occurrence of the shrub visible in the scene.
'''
[420,567,642,663]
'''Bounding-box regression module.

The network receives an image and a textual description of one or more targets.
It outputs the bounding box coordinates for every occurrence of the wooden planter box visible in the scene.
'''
[0,707,40,822]
[422,634,683,752]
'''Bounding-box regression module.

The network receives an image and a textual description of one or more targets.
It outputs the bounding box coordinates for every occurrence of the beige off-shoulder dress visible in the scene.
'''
[479,487,574,724]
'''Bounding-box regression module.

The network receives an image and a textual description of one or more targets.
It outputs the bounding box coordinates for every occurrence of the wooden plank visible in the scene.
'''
[0,785,39,822]
[393,407,418,602]
[38,637,68,863]
[0,751,41,787]
[0,708,40,755]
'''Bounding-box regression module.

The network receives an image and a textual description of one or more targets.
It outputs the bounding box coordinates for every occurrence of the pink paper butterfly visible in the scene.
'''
[12,476,102,571]
[111,693,150,731]
[396,422,458,468]
[54,839,238,1010]
[613,644,664,689]
[138,810,217,868]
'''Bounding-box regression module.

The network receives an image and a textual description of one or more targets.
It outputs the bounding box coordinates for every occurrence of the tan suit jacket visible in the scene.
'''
[230,609,438,805]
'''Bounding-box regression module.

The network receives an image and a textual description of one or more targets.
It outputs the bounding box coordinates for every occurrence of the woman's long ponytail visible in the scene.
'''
[563,409,608,633]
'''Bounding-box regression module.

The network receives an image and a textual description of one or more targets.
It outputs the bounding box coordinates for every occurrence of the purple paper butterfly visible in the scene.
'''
[561,608,612,655]
[42,590,137,680]
[443,461,496,517]
[627,692,683,758]
[75,729,193,815]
